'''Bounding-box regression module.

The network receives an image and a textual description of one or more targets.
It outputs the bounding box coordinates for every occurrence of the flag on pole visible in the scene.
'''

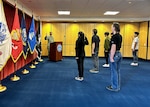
[21,12,28,59]
[11,8,23,63]
[28,16,36,54]
[0,0,12,71]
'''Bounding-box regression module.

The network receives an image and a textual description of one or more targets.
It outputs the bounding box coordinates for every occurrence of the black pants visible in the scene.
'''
[76,57,84,77]
[104,51,109,64]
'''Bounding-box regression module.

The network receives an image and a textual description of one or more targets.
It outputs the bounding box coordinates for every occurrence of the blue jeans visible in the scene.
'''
[132,50,138,63]
[110,52,122,89]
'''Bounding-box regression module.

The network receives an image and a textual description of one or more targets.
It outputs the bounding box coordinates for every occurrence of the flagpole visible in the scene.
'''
[10,62,20,81]
[0,70,7,92]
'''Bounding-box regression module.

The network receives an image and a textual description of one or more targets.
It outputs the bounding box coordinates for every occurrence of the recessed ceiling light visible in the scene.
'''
[104,11,120,15]
[58,11,70,15]
[128,1,132,4]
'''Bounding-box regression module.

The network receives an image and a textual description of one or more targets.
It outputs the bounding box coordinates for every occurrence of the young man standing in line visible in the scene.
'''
[131,32,139,66]
[89,29,100,73]
[106,23,122,92]
[103,32,110,67]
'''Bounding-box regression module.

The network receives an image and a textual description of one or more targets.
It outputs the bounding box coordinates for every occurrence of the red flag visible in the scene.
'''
[11,8,23,63]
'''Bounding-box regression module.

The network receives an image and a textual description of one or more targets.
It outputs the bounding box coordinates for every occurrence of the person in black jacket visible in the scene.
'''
[75,31,89,81]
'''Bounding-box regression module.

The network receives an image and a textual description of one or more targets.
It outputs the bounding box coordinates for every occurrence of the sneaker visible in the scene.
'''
[106,85,120,92]
[38,59,43,62]
[134,63,138,66]
[89,69,99,73]
[130,62,135,66]
[75,77,84,81]
[130,62,138,66]
[103,64,109,67]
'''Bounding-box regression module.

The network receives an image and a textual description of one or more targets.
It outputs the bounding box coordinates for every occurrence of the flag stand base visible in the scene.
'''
[33,61,38,65]
[30,64,36,69]
[10,75,20,81]
[0,84,7,92]
[38,59,43,62]
[22,69,29,75]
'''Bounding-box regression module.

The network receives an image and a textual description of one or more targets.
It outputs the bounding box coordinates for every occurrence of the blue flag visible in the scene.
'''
[28,17,36,54]
[21,13,28,58]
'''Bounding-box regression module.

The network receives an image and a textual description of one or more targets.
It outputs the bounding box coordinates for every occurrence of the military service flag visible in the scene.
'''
[0,0,12,71]
[11,8,23,63]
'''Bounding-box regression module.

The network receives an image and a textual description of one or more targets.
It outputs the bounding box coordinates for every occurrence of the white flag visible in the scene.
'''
[0,0,12,71]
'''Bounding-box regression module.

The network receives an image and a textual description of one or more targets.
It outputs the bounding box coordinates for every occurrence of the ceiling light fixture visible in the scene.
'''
[104,11,120,15]
[58,11,70,15]
[128,1,132,4]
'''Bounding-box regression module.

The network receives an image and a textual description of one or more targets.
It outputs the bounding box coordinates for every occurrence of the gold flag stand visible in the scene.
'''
[22,69,29,75]
[29,64,36,69]
[33,61,39,65]
[38,58,43,62]
[10,63,20,81]
[0,73,7,92]
[0,84,7,92]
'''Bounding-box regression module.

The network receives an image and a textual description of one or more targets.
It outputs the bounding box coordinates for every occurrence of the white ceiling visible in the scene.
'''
[17,0,150,22]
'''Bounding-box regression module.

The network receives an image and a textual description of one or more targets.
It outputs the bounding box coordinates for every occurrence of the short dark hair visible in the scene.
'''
[135,32,139,35]
[113,22,120,32]
[93,29,97,35]
[104,32,109,36]
[78,31,84,37]
[78,31,82,35]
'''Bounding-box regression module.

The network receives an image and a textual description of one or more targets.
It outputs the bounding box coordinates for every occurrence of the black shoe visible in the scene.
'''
[106,85,120,92]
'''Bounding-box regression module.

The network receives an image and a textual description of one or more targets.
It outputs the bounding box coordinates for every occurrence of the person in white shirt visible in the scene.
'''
[131,32,139,66]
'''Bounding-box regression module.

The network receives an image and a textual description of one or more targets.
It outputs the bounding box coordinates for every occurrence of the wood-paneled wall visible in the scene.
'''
[139,22,148,59]
[41,22,150,60]
[147,22,150,60]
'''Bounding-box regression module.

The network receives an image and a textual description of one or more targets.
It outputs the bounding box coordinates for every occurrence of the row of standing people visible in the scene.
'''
[44,23,139,92]
[103,31,139,67]
[75,22,139,92]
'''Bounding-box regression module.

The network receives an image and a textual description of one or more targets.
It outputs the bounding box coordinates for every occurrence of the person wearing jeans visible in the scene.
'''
[132,50,138,63]
[110,52,122,91]
[106,23,122,92]
[131,32,139,66]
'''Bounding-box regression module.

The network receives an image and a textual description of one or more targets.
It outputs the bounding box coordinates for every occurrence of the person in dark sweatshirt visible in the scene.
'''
[75,31,89,81]
[103,32,110,67]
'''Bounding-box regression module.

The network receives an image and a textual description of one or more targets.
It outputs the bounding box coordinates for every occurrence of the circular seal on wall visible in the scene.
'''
[57,44,62,52]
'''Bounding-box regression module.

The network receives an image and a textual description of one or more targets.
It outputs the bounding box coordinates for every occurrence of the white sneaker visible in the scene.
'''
[75,77,84,81]
[103,64,109,67]
[89,69,99,73]
[134,63,138,66]
[130,62,135,66]
[130,63,138,66]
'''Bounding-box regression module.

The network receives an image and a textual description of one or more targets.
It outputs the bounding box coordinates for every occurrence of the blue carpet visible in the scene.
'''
[0,57,150,107]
